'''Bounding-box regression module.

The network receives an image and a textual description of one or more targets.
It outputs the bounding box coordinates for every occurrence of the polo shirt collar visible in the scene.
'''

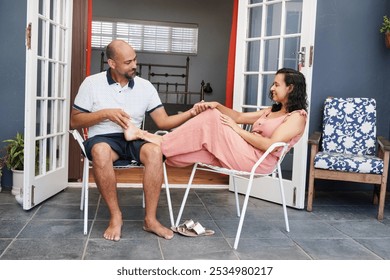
[106,68,134,88]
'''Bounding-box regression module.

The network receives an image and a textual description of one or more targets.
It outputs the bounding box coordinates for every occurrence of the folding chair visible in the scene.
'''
[174,141,290,249]
[69,128,174,234]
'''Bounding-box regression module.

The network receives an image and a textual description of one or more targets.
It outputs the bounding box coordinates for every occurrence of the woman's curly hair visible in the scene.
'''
[269,68,308,113]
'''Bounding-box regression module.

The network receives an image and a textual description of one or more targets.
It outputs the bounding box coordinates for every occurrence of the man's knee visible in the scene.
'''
[140,143,163,165]
[91,143,113,167]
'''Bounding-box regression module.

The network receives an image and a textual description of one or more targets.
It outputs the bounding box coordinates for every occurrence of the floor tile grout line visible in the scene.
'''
[0,204,42,259]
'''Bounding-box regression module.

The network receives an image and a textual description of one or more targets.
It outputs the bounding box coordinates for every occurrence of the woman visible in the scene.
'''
[125,68,308,174]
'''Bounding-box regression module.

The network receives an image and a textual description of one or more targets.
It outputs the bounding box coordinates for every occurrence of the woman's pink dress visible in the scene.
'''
[161,108,307,174]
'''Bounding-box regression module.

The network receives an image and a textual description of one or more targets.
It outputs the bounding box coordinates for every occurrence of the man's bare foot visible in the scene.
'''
[143,220,174,240]
[103,215,123,241]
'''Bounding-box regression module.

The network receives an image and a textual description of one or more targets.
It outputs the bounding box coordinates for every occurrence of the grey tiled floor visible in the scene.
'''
[0,186,389,260]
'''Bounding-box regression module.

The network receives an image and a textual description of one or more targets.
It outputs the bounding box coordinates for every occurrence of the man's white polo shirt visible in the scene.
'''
[73,70,162,138]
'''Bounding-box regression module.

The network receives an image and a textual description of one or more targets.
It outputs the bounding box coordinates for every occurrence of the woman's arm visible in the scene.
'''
[194,101,266,125]
[221,112,306,151]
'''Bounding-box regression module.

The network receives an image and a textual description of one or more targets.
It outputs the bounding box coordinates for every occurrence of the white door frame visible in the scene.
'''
[23,0,73,209]
[230,0,317,209]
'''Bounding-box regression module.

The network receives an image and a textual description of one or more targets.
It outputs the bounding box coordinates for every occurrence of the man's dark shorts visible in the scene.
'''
[83,133,147,164]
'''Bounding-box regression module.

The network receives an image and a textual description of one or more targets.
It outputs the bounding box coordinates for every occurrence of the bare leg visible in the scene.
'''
[91,143,122,241]
[140,143,174,239]
[124,122,163,145]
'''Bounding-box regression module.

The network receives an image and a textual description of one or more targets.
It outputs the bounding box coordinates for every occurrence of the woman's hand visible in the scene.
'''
[191,101,219,116]
[220,113,241,133]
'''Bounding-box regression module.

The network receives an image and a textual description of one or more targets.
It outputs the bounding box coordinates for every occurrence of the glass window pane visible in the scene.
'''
[261,74,274,106]
[264,39,279,71]
[248,6,262,38]
[250,0,263,4]
[246,41,260,71]
[285,0,303,34]
[283,37,300,69]
[244,74,258,106]
[37,60,44,97]
[266,3,282,36]
[38,18,45,57]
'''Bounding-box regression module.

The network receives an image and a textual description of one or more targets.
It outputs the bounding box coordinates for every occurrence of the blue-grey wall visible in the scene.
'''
[0,0,27,188]
[311,0,390,138]
[310,0,390,190]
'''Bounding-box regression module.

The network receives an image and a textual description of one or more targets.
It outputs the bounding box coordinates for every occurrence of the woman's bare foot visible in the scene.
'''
[143,219,174,240]
[103,215,123,241]
[124,122,163,145]
[124,122,144,141]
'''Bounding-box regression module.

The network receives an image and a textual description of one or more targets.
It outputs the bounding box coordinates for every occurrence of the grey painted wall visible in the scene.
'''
[91,0,234,104]
[311,0,390,139]
[0,0,27,187]
[310,0,390,190]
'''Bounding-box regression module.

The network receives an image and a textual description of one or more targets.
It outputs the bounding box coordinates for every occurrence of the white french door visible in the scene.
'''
[231,0,316,209]
[23,0,73,209]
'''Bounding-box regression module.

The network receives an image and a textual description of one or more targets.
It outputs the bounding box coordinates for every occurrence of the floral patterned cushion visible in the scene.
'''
[315,97,383,174]
[314,151,384,174]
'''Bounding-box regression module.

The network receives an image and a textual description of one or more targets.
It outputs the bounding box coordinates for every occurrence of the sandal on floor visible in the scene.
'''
[175,219,215,237]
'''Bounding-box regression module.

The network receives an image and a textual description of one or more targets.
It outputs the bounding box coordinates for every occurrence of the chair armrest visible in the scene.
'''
[69,129,87,157]
[378,136,390,151]
[308,131,321,146]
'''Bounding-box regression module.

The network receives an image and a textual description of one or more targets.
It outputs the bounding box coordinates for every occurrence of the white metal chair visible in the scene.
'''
[175,142,290,249]
[69,129,174,234]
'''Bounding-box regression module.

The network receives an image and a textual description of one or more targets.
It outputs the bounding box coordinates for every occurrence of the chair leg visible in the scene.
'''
[377,181,387,220]
[277,164,290,232]
[163,162,175,227]
[306,168,315,212]
[232,176,241,217]
[233,175,254,250]
[82,159,89,235]
[175,163,198,227]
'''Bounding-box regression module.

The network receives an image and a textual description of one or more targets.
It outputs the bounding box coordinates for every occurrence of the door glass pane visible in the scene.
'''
[266,3,282,36]
[261,73,274,106]
[47,100,54,134]
[264,39,279,71]
[37,18,45,57]
[285,0,303,34]
[244,74,258,106]
[48,62,54,97]
[246,41,260,71]
[283,37,300,69]
[248,5,262,38]
[36,60,44,97]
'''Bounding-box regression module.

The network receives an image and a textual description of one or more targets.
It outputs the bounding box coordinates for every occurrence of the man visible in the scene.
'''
[70,39,202,241]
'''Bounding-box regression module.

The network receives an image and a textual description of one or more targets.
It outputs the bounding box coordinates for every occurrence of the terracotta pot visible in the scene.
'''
[385,32,390,49]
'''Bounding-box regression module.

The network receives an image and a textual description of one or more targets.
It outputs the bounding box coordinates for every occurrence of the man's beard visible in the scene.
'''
[125,68,136,80]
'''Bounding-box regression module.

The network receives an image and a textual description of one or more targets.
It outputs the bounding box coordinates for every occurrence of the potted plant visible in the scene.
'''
[3,132,25,197]
[380,15,390,48]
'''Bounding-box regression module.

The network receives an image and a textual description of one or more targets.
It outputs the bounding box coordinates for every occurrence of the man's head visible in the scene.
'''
[106,40,137,80]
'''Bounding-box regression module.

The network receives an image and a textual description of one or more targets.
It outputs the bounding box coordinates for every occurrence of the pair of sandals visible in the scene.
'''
[172,219,215,237]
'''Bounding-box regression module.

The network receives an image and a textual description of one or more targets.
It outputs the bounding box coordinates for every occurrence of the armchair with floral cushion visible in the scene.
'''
[306,97,390,220]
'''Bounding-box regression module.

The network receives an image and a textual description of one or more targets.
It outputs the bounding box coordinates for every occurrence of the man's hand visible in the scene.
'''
[104,108,131,129]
